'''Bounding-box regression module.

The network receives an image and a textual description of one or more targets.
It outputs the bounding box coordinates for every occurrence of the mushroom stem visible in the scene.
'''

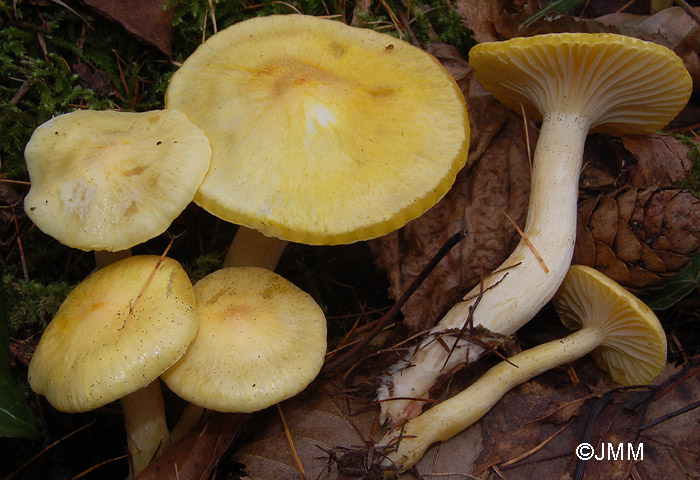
[223,226,288,269]
[379,325,604,472]
[121,380,170,477]
[94,249,132,269]
[92,251,170,475]
[379,113,590,424]
[169,403,208,445]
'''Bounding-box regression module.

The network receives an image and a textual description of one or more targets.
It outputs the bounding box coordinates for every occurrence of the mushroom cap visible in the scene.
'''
[469,33,692,135]
[24,109,212,252]
[165,14,469,245]
[28,256,198,412]
[161,267,327,413]
[552,265,667,385]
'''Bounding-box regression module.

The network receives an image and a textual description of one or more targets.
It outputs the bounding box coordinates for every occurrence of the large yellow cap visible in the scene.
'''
[470,33,691,135]
[165,15,469,245]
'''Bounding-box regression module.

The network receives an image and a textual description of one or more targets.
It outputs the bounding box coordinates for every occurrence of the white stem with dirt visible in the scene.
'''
[379,113,591,425]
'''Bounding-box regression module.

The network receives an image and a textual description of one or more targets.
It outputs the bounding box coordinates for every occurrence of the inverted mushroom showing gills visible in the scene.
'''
[23,109,211,267]
[378,32,691,425]
[162,267,326,412]
[165,14,469,269]
[27,256,198,476]
[378,265,667,472]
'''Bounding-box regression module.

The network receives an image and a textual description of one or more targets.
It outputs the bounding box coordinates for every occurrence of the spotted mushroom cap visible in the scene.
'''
[469,33,692,135]
[165,14,469,245]
[28,255,198,412]
[552,265,667,385]
[161,267,327,412]
[24,109,212,252]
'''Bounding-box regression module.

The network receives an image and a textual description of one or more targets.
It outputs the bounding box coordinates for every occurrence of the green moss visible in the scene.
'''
[182,254,222,285]
[2,275,73,335]
[166,0,334,60]
[410,0,475,56]
[673,133,700,197]
[0,3,176,180]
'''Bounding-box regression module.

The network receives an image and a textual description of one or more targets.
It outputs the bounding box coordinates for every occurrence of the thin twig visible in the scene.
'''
[12,207,28,281]
[503,211,549,273]
[441,260,486,371]
[69,454,129,480]
[321,231,468,374]
[520,103,532,174]
[674,0,700,26]
[637,399,700,431]
[4,421,96,480]
[573,395,611,480]
[208,0,218,33]
[9,80,30,105]
[500,418,574,467]
[0,178,31,185]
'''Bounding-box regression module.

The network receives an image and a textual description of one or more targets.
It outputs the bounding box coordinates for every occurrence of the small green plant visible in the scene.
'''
[411,0,474,55]
[521,0,586,27]
[674,133,700,197]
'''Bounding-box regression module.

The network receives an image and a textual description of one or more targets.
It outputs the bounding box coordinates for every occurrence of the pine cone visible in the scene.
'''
[573,187,700,290]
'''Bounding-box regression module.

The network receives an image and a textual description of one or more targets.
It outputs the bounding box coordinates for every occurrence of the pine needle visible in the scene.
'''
[502,211,549,274]
[277,404,306,479]
[5,421,95,480]
[119,236,175,330]
[500,418,573,467]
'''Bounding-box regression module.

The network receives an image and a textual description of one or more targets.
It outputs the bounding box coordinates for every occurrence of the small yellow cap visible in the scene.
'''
[24,109,211,251]
[28,256,198,412]
[553,265,667,385]
[162,267,327,412]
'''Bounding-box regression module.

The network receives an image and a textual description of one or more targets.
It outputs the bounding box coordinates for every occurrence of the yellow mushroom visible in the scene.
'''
[380,33,691,425]
[162,267,326,440]
[165,15,469,269]
[24,109,211,267]
[28,256,198,476]
[378,265,667,472]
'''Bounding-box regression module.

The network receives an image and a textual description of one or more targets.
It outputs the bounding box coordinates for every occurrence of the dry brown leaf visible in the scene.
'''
[137,413,249,480]
[234,377,487,479]
[82,0,174,56]
[234,383,380,480]
[465,361,700,480]
[454,0,534,42]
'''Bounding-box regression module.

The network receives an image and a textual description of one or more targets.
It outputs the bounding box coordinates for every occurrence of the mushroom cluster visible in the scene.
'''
[21,12,688,478]
[378,32,691,426]
[23,13,470,476]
